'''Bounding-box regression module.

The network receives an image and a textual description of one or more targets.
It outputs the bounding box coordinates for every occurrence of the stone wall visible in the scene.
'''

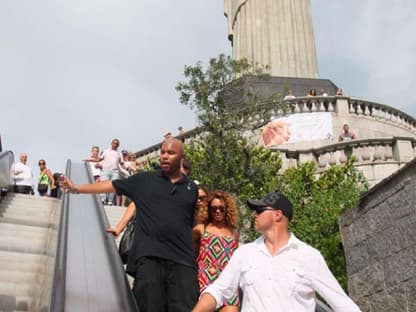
[340,159,416,311]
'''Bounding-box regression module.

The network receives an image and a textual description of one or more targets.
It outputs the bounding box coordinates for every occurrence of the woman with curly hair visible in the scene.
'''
[192,190,240,311]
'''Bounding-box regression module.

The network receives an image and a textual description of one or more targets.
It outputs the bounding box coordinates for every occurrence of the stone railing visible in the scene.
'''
[281,96,416,133]
[348,97,416,130]
[279,96,337,114]
[135,96,416,164]
[276,137,416,185]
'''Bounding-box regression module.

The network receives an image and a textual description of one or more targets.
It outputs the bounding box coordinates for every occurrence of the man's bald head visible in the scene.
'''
[19,153,28,164]
[160,138,185,176]
[161,138,184,156]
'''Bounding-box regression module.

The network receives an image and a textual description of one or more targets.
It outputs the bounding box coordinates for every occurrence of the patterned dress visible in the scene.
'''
[196,229,240,306]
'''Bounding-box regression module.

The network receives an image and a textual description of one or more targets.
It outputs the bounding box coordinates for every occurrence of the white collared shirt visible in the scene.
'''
[13,162,33,186]
[203,234,361,312]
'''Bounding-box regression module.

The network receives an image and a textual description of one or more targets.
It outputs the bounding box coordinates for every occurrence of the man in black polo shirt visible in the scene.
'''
[63,138,199,312]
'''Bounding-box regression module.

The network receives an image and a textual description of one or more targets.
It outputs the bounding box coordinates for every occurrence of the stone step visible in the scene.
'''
[1,195,58,209]
[0,250,48,263]
[0,211,55,226]
[0,294,35,311]
[0,205,55,216]
[0,206,55,217]
[0,235,49,254]
[0,223,49,239]
[0,269,40,285]
[0,281,42,299]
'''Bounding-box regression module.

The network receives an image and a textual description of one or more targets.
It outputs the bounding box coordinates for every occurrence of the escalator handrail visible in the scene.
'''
[50,160,138,311]
[0,151,14,192]
[83,161,138,311]
[49,160,71,311]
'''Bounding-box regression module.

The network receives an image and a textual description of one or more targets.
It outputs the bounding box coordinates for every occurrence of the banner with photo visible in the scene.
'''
[261,112,333,147]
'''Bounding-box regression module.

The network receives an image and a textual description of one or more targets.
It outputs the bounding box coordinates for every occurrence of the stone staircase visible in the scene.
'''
[0,194,60,311]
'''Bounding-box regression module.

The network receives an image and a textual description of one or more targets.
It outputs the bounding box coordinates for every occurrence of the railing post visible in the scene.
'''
[334,96,350,117]
[393,138,414,162]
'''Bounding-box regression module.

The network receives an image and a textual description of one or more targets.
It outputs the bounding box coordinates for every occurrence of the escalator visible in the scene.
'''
[51,161,138,311]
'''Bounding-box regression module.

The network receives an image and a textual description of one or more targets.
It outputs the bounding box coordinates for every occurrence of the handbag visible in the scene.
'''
[37,183,48,194]
[118,215,136,264]
[38,171,49,194]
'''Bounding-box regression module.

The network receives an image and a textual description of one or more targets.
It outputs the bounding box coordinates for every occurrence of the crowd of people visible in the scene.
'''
[12,153,62,198]
[283,87,344,100]
[82,138,147,205]
[61,138,361,312]
[11,138,145,200]
[10,128,360,311]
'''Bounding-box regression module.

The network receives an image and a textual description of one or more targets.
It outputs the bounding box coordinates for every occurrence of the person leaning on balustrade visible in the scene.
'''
[338,124,356,142]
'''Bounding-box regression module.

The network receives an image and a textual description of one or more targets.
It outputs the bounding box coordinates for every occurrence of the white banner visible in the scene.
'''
[261,112,333,147]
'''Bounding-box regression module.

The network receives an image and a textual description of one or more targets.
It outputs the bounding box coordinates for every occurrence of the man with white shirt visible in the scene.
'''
[192,192,361,312]
[98,138,124,205]
[13,153,33,194]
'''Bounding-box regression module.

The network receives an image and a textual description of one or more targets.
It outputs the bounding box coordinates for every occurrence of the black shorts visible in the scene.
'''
[132,256,199,312]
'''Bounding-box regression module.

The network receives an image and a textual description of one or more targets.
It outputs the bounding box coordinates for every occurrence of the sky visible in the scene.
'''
[1,0,415,177]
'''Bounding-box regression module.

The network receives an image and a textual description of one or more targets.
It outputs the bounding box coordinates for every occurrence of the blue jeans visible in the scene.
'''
[100,171,120,204]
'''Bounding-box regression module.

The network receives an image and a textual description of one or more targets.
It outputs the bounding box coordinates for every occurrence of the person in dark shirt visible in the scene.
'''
[62,138,199,312]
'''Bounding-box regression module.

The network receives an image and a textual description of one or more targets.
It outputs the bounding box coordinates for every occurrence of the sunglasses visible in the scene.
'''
[209,205,226,213]
[254,207,275,215]
[197,195,207,201]
[39,163,45,166]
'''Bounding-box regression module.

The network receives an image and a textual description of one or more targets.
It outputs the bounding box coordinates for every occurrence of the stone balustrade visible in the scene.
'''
[135,96,416,185]
[348,98,416,130]
[276,137,416,186]
[281,96,416,134]
[279,96,337,114]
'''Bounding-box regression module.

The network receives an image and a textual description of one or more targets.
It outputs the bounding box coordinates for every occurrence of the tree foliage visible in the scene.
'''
[176,54,369,291]
[277,158,368,289]
[176,54,286,196]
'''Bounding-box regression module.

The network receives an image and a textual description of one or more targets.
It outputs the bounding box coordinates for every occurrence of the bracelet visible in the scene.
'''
[71,186,80,194]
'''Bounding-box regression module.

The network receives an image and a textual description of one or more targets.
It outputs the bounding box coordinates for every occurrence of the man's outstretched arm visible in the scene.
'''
[62,177,114,194]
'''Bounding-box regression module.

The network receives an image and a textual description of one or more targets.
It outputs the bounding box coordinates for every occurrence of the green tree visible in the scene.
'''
[176,54,368,290]
[277,158,368,289]
[176,54,286,196]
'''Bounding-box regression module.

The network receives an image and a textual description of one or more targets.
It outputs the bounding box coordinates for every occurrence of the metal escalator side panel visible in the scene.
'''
[0,151,14,195]
[53,160,137,311]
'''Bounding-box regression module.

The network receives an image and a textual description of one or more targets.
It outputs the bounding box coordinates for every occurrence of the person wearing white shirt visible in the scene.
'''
[98,139,124,205]
[283,89,296,100]
[83,146,102,182]
[13,153,33,194]
[192,192,361,312]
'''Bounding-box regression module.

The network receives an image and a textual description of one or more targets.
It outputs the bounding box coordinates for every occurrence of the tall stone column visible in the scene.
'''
[225,0,319,78]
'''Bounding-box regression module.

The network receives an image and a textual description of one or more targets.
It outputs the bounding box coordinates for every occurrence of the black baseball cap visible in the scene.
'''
[247,192,293,221]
